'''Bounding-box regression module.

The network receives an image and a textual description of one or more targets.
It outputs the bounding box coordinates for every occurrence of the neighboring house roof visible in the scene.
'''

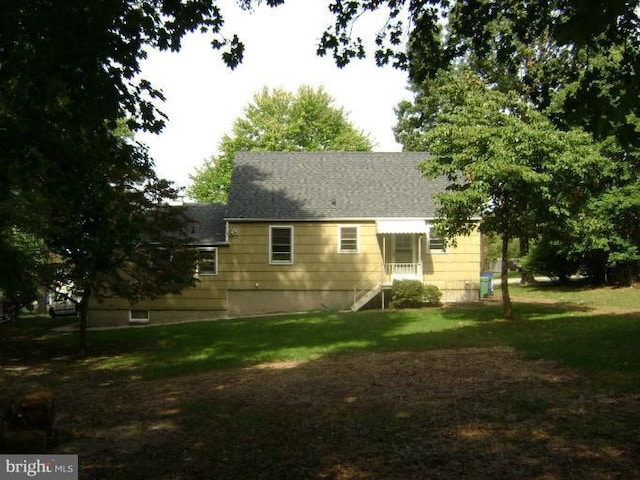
[226,151,448,220]
[183,203,227,244]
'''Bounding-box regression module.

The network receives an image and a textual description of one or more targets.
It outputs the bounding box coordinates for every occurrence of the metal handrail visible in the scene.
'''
[352,262,425,309]
[353,264,384,307]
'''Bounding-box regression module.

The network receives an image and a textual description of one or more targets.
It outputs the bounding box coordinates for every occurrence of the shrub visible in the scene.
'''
[391,280,425,309]
[423,284,443,305]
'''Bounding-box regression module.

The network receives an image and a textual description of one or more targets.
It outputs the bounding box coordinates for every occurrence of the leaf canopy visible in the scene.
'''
[188,85,372,202]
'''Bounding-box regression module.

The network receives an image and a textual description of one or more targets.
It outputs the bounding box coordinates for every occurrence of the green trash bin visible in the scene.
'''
[480,272,493,298]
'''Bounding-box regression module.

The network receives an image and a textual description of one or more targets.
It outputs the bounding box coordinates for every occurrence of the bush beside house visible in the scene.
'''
[391,280,442,308]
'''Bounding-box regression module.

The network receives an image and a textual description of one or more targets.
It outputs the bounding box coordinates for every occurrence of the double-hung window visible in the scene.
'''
[270,226,293,264]
[339,226,359,253]
[196,247,218,275]
[428,231,446,253]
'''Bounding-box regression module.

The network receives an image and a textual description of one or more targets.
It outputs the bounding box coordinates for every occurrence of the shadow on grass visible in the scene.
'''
[56,337,640,480]
[442,305,640,382]
[7,302,629,389]
[3,306,640,478]
[3,302,639,385]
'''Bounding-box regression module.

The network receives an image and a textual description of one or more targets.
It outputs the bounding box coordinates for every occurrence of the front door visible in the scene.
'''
[390,234,421,281]
[394,234,415,264]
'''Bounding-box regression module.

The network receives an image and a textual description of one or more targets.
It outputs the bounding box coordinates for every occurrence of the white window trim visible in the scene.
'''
[269,225,294,265]
[338,225,360,254]
[196,247,218,276]
[129,309,150,324]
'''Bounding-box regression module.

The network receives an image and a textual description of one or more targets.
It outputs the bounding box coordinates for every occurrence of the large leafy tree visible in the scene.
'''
[399,69,608,318]
[0,1,265,351]
[6,114,199,351]
[319,0,640,282]
[319,0,638,81]
[188,85,372,202]
[0,229,44,317]
[33,142,199,352]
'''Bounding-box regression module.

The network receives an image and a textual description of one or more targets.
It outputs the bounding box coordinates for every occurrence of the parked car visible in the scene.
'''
[48,291,82,318]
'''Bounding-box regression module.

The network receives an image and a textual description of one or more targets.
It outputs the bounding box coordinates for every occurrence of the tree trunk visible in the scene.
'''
[78,288,91,355]
[501,234,513,319]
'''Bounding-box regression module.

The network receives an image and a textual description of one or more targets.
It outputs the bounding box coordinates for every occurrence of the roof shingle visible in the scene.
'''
[226,151,447,220]
[182,203,227,244]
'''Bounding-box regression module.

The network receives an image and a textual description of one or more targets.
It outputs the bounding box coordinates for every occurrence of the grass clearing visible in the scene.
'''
[80,300,640,390]
[509,280,640,310]
[1,281,639,479]
[70,309,485,379]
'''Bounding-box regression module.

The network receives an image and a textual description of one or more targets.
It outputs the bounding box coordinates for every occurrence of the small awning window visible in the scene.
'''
[375,219,428,234]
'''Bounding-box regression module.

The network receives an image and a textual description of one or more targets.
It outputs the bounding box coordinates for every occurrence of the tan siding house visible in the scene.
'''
[88,152,481,327]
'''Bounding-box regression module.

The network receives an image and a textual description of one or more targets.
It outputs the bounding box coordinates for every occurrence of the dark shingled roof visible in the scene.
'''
[182,203,227,244]
[225,151,447,220]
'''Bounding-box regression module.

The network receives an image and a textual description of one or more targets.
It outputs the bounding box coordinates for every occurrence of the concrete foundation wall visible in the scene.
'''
[88,286,480,326]
[227,290,352,317]
[88,309,226,328]
[441,288,480,303]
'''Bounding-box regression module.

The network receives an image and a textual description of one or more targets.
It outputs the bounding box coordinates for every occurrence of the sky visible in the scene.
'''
[137,0,411,193]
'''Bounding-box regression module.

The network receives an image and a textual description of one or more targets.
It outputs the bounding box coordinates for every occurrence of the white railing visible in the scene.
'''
[352,263,425,310]
[384,263,423,280]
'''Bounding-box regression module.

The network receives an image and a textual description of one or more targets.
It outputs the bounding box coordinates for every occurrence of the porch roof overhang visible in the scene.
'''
[375,219,428,234]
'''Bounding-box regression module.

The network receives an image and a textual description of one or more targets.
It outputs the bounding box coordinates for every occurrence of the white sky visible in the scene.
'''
[137,0,411,192]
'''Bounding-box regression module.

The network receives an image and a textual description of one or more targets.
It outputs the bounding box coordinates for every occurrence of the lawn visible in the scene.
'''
[509,280,640,311]
[1,282,639,479]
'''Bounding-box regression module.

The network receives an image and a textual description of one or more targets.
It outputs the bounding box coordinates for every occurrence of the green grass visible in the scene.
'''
[509,280,640,310]
[87,309,483,378]
[46,309,640,391]
[3,283,639,390]
[2,286,640,477]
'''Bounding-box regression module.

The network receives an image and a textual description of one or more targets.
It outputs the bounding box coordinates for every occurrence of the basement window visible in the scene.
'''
[130,309,150,324]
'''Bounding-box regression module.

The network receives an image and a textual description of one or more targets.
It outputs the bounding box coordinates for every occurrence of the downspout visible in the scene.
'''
[382,235,386,275]
[418,234,422,279]
[382,236,386,310]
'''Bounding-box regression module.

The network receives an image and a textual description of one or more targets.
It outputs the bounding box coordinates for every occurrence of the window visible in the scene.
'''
[270,226,293,264]
[428,231,446,252]
[196,247,218,275]
[395,234,414,262]
[130,309,149,324]
[339,226,359,253]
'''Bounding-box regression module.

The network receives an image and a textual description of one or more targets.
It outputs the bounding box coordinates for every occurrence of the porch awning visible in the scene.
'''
[375,219,428,234]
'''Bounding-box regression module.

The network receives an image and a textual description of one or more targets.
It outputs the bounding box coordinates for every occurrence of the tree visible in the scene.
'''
[188,85,373,202]
[22,128,199,352]
[397,69,608,318]
[0,229,44,317]
[319,0,640,283]
[1,1,251,351]
[319,1,638,85]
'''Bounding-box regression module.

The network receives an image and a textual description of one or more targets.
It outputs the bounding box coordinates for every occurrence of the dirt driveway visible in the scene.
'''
[3,346,626,479]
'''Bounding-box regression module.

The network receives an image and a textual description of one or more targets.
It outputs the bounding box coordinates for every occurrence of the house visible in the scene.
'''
[88,152,481,327]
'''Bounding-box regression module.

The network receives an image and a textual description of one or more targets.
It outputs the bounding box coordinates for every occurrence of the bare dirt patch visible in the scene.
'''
[4,346,635,479]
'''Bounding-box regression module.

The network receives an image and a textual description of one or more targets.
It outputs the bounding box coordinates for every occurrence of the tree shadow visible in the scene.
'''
[51,341,640,479]
[226,163,317,219]
[2,305,640,479]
